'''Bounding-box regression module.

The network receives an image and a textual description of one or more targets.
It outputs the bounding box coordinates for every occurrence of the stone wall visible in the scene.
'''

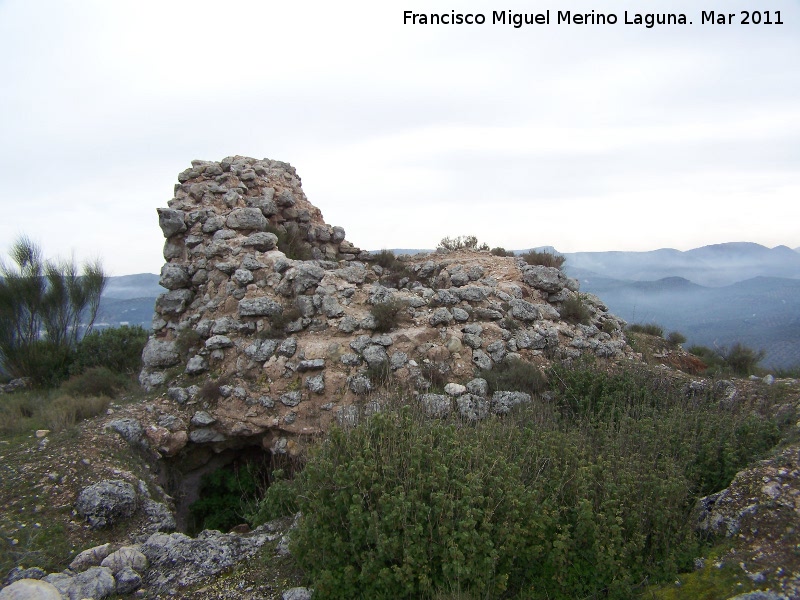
[139,157,629,458]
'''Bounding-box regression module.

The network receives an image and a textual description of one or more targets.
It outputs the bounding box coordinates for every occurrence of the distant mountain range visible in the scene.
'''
[565,242,800,287]
[98,243,800,369]
[95,274,162,330]
[553,243,800,369]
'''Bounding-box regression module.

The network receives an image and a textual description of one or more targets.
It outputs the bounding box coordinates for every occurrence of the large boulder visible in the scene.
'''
[75,480,138,528]
[0,579,62,600]
[141,339,180,369]
[141,528,274,593]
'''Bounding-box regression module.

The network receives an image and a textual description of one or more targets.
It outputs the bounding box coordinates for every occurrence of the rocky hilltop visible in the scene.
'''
[139,156,629,458]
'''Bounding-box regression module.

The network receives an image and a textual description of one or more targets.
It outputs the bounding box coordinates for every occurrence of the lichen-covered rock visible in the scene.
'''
[75,480,138,528]
[157,208,186,238]
[238,297,283,317]
[456,394,489,421]
[419,394,452,418]
[105,418,144,448]
[69,543,113,572]
[114,567,142,595]
[141,339,179,369]
[141,528,275,593]
[226,208,268,231]
[0,579,62,600]
[4,568,46,585]
[282,588,314,600]
[521,265,566,293]
[155,289,194,315]
[100,546,148,574]
[491,391,532,415]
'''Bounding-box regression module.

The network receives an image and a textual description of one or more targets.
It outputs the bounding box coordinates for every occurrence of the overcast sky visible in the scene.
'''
[1,0,798,276]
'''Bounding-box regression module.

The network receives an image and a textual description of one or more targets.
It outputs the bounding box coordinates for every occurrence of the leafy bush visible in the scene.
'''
[490,247,515,257]
[174,328,202,360]
[0,236,105,387]
[719,342,765,376]
[601,318,619,334]
[627,322,665,337]
[688,343,766,377]
[1,340,73,388]
[290,409,538,599]
[373,249,399,270]
[266,223,312,261]
[520,249,565,269]
[559,295,591,325]
[71,325,148,375]
[688,344,718,362]
[60,366,129,398]
[438,236,489,252]
[189,462,262,534]
[244,469,299,524]
[479,359,548,396]
[370,299,406,333]
[255,362,788,599]
[667,330,687,346]
[501,315,520,331]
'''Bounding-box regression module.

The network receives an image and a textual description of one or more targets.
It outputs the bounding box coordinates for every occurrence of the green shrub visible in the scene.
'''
[520,249,565,269]
[501,315,520,331]
[373,249,399,270]
[601,319,619,334]
[490,247,515,257]
[189,462,262,534]
[420,361,448,392]
[627,322,665,337]
[667,331,687,346]
[60,366,129,398]
[549,364,780,496]
[71,325,148,375]
[291,409,539,599]
[370,299,406,333]
[688,343,765,377]
[479,359,548,396]
[719,343,765,377]
[438,236,489,252]
[266,223,313,261]
[245,469,299,524]
[688,344,718,362]
[2,340,73,388]
[559,295,591,325]
[265,361,789,599]
[0,236,106,387]
[773,365,800,378]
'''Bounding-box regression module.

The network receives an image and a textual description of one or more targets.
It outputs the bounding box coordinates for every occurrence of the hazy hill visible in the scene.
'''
[102,273,162,299]
[565,242,800,287]
[577,274,800,369]
[95,273,162,328]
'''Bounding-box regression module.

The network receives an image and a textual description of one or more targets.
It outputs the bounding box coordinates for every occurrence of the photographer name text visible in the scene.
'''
[402,10,785,28]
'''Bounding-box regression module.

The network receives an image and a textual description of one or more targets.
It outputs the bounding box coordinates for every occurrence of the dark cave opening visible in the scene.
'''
[163,441,303,535]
